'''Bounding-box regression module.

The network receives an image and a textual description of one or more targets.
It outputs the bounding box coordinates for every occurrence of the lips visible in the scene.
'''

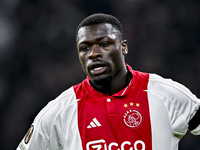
[90,66,107,75]
[88,62,107,76]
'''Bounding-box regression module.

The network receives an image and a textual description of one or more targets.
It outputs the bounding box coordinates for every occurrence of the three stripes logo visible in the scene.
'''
[87,118,102,129]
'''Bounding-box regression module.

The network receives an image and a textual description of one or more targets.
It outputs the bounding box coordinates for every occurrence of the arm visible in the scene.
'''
[148,74,200,138]
[189,108,200,137]
[16,124,48,150]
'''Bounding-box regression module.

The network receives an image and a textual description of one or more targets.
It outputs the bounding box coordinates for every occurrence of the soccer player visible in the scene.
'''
[17,13,200,150]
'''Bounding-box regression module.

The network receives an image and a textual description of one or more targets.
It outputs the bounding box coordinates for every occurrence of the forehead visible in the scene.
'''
[77,23,119,44]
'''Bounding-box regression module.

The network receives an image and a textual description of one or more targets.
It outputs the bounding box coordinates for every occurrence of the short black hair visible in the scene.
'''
[76,13,124,40]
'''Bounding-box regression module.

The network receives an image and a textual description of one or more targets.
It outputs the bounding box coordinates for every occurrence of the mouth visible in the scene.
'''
[88,63,107,76]
[90,66,107,75]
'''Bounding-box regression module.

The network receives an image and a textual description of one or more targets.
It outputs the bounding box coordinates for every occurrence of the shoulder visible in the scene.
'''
[147,74,200,138]
[148,73,198,102]
[33,86,78,127]
[20,86,81,147]
[147,73,200,123]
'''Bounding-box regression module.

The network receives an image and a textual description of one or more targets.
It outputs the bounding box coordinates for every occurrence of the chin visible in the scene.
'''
[92,75,112,85]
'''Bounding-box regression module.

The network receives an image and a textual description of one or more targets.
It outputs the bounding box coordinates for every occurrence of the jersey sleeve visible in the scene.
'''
[16,96,61,150]
[148,74,200,138]
[16,97,64,150]
[16,124,48,150]
[16,99,63,150]
[189,108,200,135]
[16,87,79,150]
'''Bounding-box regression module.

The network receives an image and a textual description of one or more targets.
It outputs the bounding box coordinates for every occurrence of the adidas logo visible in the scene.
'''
[87,118,102,129]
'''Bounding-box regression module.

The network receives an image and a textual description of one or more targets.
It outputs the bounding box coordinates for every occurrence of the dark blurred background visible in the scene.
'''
[0,0,200,149]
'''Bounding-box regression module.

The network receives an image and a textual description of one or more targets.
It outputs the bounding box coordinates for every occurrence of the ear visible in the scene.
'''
[121,40,128,55]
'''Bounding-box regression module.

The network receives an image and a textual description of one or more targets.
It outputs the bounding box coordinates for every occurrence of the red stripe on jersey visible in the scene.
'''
[74,66,152,150]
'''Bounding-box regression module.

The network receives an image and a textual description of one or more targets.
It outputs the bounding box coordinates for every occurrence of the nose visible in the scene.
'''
[88,45,102,60]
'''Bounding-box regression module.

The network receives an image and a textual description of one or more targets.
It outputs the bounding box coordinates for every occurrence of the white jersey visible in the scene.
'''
[17,65,200,150]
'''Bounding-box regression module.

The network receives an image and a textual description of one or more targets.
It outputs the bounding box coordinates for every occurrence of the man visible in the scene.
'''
[17,13,200,150]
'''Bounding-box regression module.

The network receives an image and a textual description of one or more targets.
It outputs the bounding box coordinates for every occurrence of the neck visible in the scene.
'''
[90,66,132,95]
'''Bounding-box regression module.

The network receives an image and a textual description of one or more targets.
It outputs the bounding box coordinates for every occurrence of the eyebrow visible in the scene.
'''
[78,36,107,45]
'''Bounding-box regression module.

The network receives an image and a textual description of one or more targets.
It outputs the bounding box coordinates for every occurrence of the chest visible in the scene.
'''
[77,90,152,150]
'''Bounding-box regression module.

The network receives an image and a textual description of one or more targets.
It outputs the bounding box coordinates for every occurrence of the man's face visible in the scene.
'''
[77,23,127,84]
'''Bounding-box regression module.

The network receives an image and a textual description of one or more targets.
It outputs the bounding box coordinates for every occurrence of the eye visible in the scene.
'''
[100,41,109,47]
[80,46,90,52]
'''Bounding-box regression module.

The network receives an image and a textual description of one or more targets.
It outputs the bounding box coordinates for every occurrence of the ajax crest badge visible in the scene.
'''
[123,109,143,129]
